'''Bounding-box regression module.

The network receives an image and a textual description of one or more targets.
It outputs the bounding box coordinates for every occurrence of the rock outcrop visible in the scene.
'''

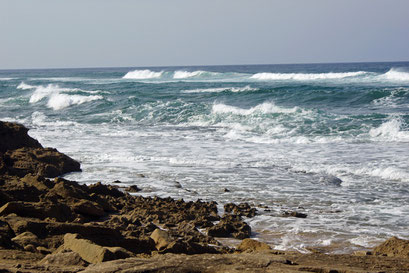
[373,236,409,258]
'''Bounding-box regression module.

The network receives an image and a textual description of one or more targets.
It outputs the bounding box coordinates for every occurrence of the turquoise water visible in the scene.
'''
[1,62,409,252]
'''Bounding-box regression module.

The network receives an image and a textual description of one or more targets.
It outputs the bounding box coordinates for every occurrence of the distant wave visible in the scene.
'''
[182,85,257,93]
[19,82,103,110]
[17,82,36,90]
[251,71,367,81]
[382,68,409,82]
[0,77,15,81]
[173,70,206,79]
[123,69,163,79]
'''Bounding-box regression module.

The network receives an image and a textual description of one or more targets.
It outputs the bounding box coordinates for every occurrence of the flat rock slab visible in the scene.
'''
[79,252,409,273]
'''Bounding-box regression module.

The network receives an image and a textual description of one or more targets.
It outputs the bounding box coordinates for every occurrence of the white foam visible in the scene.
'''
[0,77,14,81]
[212,102,299,116]
[369,118,409,142]
[382,68,409,82]
[173,70,205,79]
[17,82,35,90]
[47,93,103,110]
[251,71,367,81]
[26,83,103,110]
[354,166,409,182]
[182,85,257,93]
[123,69,163,79]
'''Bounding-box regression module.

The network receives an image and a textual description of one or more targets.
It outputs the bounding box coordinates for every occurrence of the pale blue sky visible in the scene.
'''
[1,0,409,69]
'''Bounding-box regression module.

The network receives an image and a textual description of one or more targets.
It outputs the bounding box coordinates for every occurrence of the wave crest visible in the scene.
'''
[369,118,409,142]
[24,83,103,110]
[182,85,257,93]
[123,69,163,79]
[173,70,205,79]
[251,71,367,81]
[212,102,299,115]
[382,68,409,82]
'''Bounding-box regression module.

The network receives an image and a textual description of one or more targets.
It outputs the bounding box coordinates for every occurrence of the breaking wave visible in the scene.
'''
[212,102,300,115]
[17,82,35,90]
[382,68,409,82]
[173,70,206,79]
[22,83,103,110]
[369,118,409,142]
[251,71,367,81]
[123,69,163,79]
[182,85,257,93]
[47,93,102,110]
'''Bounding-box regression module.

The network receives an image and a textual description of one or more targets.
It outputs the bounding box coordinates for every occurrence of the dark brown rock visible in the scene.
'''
[124,185,141,193]
[282,211,307,218]
[0,121,42,153]
[0,220,15,249]
[224,202,257,218]
[4,147,81,177]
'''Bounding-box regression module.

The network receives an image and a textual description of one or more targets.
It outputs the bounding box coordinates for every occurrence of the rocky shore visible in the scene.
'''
[1,120,409,272]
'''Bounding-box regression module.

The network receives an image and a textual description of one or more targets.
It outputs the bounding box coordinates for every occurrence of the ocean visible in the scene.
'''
[1,62,408,253]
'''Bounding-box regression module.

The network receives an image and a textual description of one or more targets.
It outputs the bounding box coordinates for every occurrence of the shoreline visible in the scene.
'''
[1,120,409,272]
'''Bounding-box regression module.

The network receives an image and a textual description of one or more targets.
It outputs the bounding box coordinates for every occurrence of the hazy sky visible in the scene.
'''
[1,0,409,69]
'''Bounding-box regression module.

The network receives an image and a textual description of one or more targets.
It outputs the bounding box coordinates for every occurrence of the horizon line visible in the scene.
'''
[1,60,409,72]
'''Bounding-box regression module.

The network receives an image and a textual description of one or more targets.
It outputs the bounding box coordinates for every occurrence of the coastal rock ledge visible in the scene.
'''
[0,120,409,273]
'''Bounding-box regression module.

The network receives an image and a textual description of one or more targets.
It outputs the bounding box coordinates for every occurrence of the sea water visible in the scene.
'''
[1,62,409,253]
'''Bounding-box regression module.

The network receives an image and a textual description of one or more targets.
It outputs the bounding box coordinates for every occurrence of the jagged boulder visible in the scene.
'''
[224,202,257,218]
[207,215,251,239]
[4,147,81,177]
[0,121,42,153]
[373,237,409,258]
[237,238,271,252]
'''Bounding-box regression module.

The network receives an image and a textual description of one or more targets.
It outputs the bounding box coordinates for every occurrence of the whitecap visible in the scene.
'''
[182,85,257,93]
[251,71,367,81]
[173,70,205,79]
[122,69,163,79]
[369,118,409,142]
[212,102,299,115]
[382,68,409,82]
[47,93,103,110]
[17,82,35,90]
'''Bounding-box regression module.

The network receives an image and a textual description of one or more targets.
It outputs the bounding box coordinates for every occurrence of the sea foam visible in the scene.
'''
[212,102,299,115]
[369,118,409,142]
[123,69,163,79]
[25,83,102,110]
